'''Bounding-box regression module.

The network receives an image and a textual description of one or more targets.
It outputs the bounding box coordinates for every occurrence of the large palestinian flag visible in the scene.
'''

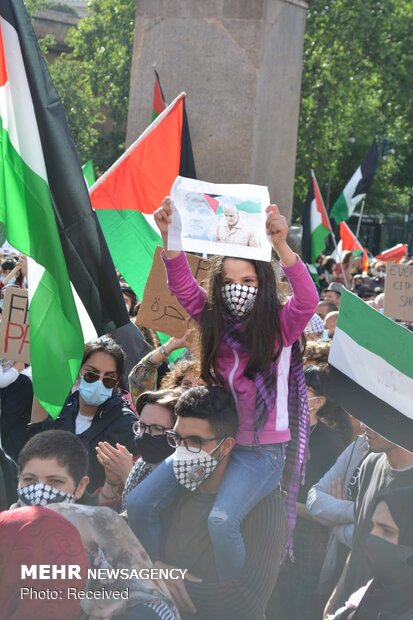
[330,140,379,223]
[328,288,413,451]
[301,170,332,264]
[0,0,129,418]
[90,92,196,301]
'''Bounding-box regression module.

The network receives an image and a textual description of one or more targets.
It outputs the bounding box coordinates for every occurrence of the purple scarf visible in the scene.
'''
[223,314,309,553]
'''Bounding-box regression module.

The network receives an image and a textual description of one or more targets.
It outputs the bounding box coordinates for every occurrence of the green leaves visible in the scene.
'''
[294,0,413,222]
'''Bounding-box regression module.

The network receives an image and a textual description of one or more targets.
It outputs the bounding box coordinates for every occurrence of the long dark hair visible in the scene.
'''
[305,364,353,444]
[199,256,282,384]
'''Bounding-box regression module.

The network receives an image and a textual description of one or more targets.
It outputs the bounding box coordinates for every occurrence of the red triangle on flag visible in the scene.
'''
[311,171,332,231]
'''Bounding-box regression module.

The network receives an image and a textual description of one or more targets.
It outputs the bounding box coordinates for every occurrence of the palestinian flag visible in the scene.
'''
[90,92,196,301]
[152,71,196,182]
[338,221,369,272]
[301,170,332,264]
[0,0,129,417]
[152,69,167,121]
[328,288,413,451]
[330,139,379,223]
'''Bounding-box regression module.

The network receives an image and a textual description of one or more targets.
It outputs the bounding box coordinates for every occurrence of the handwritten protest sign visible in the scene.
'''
[168,176,272,262]
[136,247,210,338]
[384,263,413,322]
[0,288,30,363]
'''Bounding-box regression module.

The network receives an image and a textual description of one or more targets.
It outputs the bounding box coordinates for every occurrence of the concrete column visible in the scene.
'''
[126,0,310,222]
[251,0,309,218]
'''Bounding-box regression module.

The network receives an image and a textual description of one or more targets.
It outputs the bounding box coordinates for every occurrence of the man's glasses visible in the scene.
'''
[81,371,118,390]
[166,431,224,454]
[133,421,171,437]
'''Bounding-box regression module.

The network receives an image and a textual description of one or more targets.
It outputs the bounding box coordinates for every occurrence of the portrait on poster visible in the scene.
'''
[167,176,272,261]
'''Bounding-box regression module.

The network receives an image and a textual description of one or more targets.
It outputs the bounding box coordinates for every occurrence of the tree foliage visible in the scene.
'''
[29,0,136,172]
[293,0,413,222]
[64,0,136,172]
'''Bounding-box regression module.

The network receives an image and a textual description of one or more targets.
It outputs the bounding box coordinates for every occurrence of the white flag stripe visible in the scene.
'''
[329,326,413,420]
[0,17,48,181]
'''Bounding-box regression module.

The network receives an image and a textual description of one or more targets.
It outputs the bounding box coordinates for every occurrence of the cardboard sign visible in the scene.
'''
[0,288,30,363]
[384,263,413,322]
[136,247,210,338]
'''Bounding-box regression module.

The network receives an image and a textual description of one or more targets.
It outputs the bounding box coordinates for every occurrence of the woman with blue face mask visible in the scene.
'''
[27,338,138,494]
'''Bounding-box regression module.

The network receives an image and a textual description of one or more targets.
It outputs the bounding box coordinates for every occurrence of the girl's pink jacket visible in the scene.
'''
[163,252,319,445]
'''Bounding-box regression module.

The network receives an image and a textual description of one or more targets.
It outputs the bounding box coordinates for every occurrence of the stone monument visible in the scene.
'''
[126,0,311,222]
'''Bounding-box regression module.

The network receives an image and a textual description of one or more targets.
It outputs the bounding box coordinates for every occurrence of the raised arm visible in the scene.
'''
[154,197,207,320]
[154,196,181,260]
[266,204,319,345]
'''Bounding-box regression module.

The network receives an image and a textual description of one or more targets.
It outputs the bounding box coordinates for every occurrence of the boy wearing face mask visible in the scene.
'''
[127,385,288,620]
[13,430,90,507]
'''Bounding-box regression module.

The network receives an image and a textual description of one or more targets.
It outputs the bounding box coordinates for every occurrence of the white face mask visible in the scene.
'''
[222,283,258,318]
[172,439,225,491]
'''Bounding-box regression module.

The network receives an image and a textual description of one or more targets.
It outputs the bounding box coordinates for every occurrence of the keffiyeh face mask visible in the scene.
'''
[17,482,76,507]
[172,440,225,491]
[222,283,258,318]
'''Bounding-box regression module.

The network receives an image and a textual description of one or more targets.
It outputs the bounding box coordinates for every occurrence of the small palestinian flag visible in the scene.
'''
[152,69,167,121]
[338,221,369,272]
[0,0,129,417]
[328,288,413,451]
[301,170,332,264]
[330,140,379,223]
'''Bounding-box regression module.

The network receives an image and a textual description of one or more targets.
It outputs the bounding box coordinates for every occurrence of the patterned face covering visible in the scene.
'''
[17,482,76,507]
[222,283,258,318]
[172,440,225,491]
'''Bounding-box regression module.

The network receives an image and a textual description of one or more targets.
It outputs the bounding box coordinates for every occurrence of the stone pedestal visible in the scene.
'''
[126,0,310,222]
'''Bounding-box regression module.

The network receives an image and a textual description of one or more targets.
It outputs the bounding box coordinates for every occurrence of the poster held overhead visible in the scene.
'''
[168,176,272,262]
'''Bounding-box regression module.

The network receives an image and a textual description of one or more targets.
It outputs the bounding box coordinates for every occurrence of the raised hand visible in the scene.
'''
[153,196,181,258]
[265,204,288,248]
[154,196,174,238]
[265,204,297,266]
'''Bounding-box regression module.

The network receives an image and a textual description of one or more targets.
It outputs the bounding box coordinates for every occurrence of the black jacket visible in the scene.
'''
[0,447,18,510]
[0,373,33,462]
[27,391,137,491]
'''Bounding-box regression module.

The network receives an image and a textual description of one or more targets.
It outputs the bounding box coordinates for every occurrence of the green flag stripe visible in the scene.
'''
[311,224,329,263]
[330,192,349,223]
[0,122,84,415]
[96,208,161,300]
[337,288,413,379]
[96,209,185,362]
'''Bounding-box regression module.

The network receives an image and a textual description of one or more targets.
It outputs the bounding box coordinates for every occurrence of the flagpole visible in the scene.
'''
[355,198,365,239]
[329,229,349,288]
[311,169,349,288]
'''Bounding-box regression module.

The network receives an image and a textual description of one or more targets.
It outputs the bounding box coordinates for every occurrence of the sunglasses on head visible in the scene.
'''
[81,371,118,390]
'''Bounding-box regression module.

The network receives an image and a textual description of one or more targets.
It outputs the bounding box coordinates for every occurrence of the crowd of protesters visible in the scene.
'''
[0,205,413,620]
